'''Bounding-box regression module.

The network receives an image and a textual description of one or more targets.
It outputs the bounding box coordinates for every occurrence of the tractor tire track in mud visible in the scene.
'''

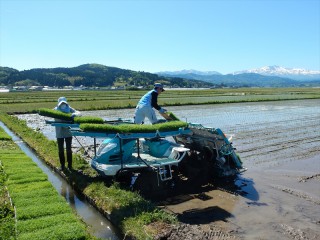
[276,223,320,240]
[155,223,241,240]
[234,114,320,167]
[226,101,320,239]
[272,185,320,205]
[299,174,320,183]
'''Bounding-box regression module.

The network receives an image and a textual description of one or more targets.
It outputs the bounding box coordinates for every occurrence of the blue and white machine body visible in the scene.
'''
[90,134,190,178]
[45,118,244,183]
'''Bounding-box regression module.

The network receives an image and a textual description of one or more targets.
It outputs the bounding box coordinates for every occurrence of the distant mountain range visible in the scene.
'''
[233,65,320,81]
[157,69,222,76]
[156,66,320,87]
[157,65,320,81]
[1,64,319,88]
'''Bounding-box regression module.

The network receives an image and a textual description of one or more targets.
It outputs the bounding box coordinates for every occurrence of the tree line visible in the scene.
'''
[0,64,213,88]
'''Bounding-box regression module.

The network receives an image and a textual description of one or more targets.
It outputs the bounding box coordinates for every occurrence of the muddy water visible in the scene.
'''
[17,99,320,239]
[0,122,120,239]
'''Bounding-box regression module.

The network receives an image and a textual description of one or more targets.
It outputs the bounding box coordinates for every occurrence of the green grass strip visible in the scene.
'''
[9,194,64,209]
[7,176,48,185]
[0,128,16,240]
[0,113,62,168]
[17,213,77,233]
[0,126,92,240]
[17,222,88,240]
[10,187,57,199]
[16,202,72,221]
[7,181,54,193]
[0,163,15,240]
[0,126,12,140]
[80,120,188,133]
[0,155,32,161]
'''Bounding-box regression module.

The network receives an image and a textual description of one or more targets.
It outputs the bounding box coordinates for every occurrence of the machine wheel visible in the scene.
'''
[114,169,134,185]
[178,148,216,186]
[132,169,170,199]
[198,146,216,182]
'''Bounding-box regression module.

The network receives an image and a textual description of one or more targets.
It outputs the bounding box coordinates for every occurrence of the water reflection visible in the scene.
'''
[61,183,76,207]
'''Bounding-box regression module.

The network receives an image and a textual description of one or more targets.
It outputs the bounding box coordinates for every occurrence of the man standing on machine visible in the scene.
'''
[134,83,167,124]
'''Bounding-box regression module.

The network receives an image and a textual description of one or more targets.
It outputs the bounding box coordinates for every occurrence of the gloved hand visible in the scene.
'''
[159,108,167,114]
[71,111,81,118]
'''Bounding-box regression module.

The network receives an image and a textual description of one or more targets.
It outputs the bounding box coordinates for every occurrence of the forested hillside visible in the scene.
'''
[0,64,212,88]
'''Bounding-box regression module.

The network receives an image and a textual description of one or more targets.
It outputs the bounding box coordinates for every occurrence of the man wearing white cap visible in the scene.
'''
[54,97,81,171]
[134,83,167,124]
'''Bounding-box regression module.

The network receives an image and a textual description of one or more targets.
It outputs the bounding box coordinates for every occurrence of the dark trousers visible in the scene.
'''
[57,137,72,168]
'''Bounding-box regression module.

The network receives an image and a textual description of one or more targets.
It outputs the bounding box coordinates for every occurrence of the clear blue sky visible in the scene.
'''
[1,0,319,74]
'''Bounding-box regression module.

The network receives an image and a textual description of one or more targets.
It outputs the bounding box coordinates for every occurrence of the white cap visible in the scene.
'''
[57,97,68,106]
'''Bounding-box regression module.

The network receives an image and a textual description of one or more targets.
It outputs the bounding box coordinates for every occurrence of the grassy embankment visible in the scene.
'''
[0,126,93,240]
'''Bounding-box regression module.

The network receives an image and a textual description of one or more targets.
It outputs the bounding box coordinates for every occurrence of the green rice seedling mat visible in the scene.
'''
[0,126,91,239]
[39,108,104,123]
[80,120,188,133]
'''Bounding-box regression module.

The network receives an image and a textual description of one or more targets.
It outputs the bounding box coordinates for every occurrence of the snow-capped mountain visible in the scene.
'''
[156,69,222,76]
[157,66,320,81]
[233,65,320,81]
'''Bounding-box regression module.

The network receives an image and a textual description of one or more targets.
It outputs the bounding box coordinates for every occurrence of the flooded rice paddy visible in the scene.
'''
[17,99,320,239]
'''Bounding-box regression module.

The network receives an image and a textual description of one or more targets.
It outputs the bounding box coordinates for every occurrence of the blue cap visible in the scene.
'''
[154,83,165,91]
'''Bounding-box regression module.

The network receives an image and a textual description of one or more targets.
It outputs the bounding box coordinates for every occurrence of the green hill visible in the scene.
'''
[0,64,212,88]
